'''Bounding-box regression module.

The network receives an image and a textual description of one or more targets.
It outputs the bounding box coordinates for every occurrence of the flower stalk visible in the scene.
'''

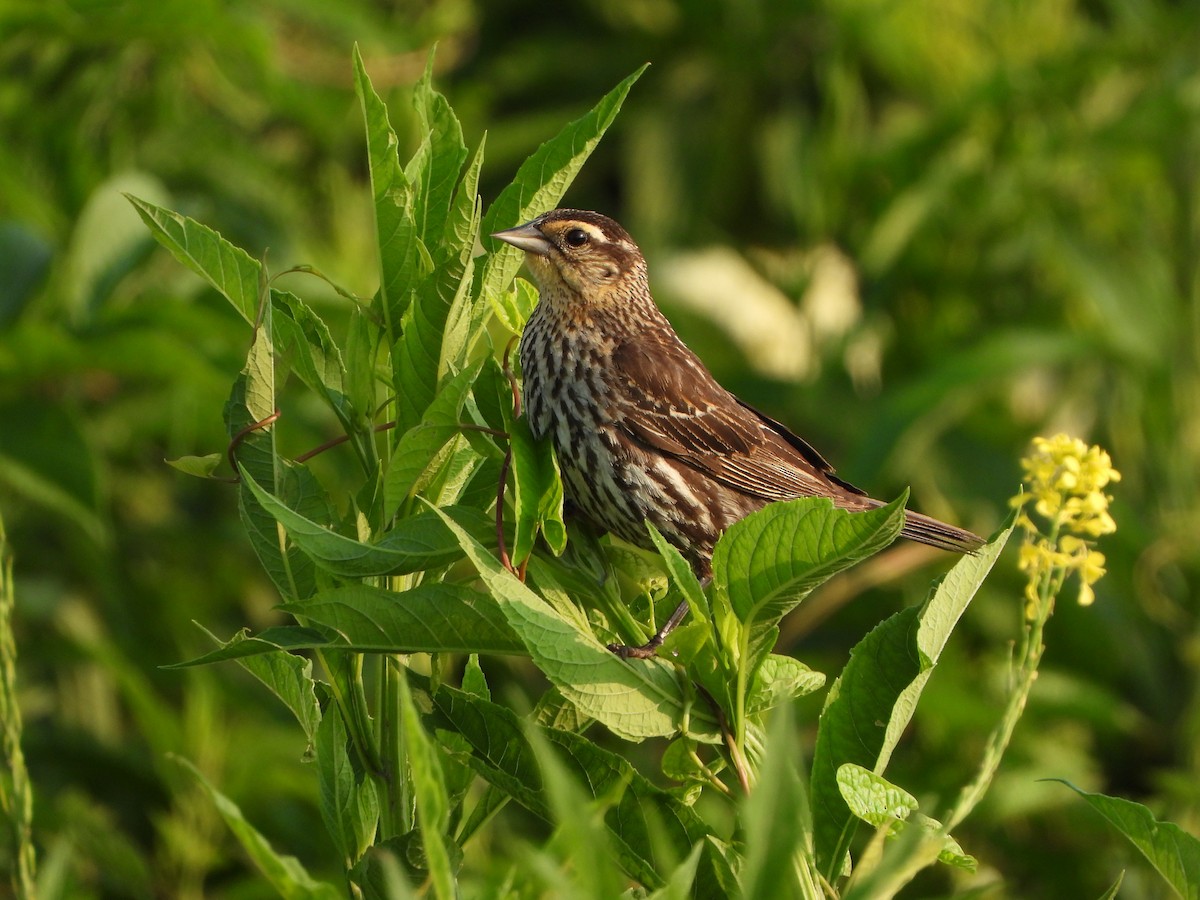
[947,434,1120,831]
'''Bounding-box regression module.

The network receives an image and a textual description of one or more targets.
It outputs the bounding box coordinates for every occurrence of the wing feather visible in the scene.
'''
[610,334,866,502]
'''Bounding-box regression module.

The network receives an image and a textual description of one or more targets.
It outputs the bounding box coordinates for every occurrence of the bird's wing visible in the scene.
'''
[610,334,867,501]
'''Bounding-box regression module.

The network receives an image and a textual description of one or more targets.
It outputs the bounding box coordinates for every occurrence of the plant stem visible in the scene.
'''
[945,523,1059,831]
[0,519,37,899]
[378,655,411,838]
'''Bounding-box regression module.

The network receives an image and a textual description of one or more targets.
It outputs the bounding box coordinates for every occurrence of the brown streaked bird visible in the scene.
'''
[493,209,983,658]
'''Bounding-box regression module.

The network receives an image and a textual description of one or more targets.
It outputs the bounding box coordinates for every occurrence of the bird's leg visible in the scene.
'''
[608,568,712,659]
[608,599,691,659]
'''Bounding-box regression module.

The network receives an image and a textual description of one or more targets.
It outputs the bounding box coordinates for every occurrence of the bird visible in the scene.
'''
[492,209,983,657]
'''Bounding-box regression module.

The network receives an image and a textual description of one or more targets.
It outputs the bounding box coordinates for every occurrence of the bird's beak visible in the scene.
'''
[491,221,553,257]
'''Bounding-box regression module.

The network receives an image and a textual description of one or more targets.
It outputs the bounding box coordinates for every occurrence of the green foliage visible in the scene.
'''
[1,520,36,899]
[177,758,343,900]
[4,2,1200,896]
[117,53,1028,897]
[1057,782,1200,900]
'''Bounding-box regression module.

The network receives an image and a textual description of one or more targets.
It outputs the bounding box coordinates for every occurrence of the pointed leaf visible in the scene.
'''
[713,496,906,671]
[811,606,924,879]
[478,65,648,302]
[178,625,323,743]
[407,52,468,250]
[353,46,426,328]
[1058,781,1200,899]
[397,674,457,899]
[383,361,483,518]
[281,583,524,655]
[746,655,826,714]
[505,408,566,562]
[166,454,224,478]
[128,195,261,323]
[879,519,1013,771]
[317,706,380,865]
[421,677,716,889]
[239,465,493,577]
[175,757,342,900]
[837,765,976,871]
[430,506,710,741]
[739,702,810,900]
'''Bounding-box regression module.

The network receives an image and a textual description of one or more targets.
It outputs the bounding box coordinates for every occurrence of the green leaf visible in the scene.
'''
[237,464,325,602]
[228,380,327,602]
[477,65,648,302]
[421,677,716,890]
[127,194,261,324]
[431,506,708,742]
[353,46,426,330]
[739,701,812,900]
[376,51,476,437]
[524,721,626,899]
[281,583,524,655]
[271,291,352,432]
[644,520,709,629]
[461,654,490,700]
[383,361,482,518]
[317,706,380,866]
[407,51,468,252]
[239,465,493,577]
[1098,872,1126,900]
[165,454,224,479]
[128,196,353,425]
[444,134,486,256]
[1058,781,1200,899]
[504,405,566,562]
[878,519,1013,771]
[746,655,826,714]
[837,765,976,871]
[837,763,919,826]
[425,435,488,508]
[129,200,352,434]
[713,496,905,671]
[175,757,342,900]
[225,290,328,602]
[171,625,334,665]
[339,305,376,432]
[810,606,924,880]
[647,843,704,900]
[437,138,487,373]
[397,673,457,899]
[179,625,323,744]
[490,277,540,336]
[391,258,463,439]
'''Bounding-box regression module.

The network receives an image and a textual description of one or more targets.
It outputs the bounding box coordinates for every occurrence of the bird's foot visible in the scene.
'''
[606,636,663,659]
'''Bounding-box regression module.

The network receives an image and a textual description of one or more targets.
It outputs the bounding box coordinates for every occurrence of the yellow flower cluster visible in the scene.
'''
[1013,434,1120,607]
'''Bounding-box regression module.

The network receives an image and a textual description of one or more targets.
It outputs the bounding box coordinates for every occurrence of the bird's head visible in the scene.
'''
[492,209,646,309]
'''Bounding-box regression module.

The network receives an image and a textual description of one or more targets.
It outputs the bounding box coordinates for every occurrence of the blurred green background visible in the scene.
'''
[2,0,1198,895]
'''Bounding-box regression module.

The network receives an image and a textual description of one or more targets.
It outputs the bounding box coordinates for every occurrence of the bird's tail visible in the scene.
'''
[854,495,983,553]
[900,508,984,554]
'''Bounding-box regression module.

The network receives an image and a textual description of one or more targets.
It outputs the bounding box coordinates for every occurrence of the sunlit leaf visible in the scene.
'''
[431,505,710,741]
[477,65,648,303]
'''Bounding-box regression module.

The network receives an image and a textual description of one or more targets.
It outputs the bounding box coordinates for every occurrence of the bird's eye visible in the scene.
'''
[564,228,590,248]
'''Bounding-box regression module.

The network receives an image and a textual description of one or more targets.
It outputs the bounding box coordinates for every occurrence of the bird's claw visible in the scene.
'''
[606,637,663,660]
